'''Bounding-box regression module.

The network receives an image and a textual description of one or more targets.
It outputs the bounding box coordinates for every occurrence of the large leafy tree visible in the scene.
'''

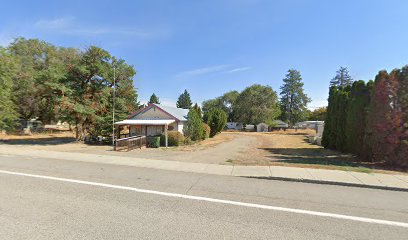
[308,107,327,121]
[234,84,281,124]
[279,69,311,127]
[61,47,138,140]
[176,89,192,109]
[148,93,160,104]
[202,90,239,121]
[0,48,19,132]
[8,38,73,123]
[330,66,353,87]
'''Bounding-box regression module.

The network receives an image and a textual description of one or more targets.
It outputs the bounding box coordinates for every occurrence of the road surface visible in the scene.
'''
[0,153,407,239]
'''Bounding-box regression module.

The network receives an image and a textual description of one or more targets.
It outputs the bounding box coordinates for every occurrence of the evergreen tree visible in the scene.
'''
[148,93,160,104]
[61,46,138,140]
[279,69,311,127]
[183,107,204,141]
[397,66,408,167]
[330,66,353,87]
[192,103,202,117]
[0,49,19,132]
[204,108,227,137]
[8,38,72,122]
[335,86,350,152]
[345,81,371,156]
[177,89,192,109]
[322,87,338,149]
[364,71,400,163]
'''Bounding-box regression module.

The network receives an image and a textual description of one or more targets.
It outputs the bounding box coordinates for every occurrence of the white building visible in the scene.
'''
[115,103,189,138]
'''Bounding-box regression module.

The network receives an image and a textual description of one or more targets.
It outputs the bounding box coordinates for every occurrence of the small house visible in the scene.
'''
[114,103,189,147]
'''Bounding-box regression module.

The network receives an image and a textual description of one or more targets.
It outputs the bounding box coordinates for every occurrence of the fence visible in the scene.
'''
[114,135,146,151]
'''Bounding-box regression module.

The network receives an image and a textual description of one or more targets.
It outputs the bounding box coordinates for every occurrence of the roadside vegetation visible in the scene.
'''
[322,67,408,169]
[0,38,138,141]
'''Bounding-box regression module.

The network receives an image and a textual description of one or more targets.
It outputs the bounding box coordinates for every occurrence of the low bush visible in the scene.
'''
[184,137,193,145]
[202,123,210,139]
[160,131,185,146]
[147,136,160,148]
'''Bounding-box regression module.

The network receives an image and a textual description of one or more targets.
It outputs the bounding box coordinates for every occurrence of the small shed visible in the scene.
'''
[257,123,269,132]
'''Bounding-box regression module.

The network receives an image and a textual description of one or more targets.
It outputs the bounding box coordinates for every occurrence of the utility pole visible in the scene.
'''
[112,66,116,147]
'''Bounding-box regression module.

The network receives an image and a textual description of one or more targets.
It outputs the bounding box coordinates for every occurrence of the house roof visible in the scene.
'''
[115,119,175,125]
[155,104,189,121]
[127,103,189,121]
[271,120,289,127]
[257,122,268,126]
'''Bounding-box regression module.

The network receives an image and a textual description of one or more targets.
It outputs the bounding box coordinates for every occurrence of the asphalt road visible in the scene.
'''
[0,153,407,239]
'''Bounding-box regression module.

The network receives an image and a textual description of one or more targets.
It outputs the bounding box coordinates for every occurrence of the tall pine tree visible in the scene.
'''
[177,89,192,109]
[330,66,353,87]
[279,69,311,127]
[148,93,160,104]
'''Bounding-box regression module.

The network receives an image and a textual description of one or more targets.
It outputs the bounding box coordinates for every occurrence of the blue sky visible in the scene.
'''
[1,0,408,108]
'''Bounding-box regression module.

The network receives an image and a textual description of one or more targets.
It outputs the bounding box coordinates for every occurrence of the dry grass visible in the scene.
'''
[227,131,407,174]
[0,131,74,140]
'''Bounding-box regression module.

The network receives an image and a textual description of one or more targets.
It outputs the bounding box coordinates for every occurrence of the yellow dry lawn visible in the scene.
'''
[0,131,74,141]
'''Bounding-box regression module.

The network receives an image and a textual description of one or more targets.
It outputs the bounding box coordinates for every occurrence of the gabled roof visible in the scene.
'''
[127,103,189,121]
[115,119,175,125]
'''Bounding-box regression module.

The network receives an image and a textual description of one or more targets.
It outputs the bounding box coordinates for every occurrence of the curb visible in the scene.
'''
[245,176,408,192]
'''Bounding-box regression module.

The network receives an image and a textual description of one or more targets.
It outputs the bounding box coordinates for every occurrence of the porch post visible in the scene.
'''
[165,124,168,148]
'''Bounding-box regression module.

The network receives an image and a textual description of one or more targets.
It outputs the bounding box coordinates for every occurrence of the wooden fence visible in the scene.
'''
[114,135,146,151]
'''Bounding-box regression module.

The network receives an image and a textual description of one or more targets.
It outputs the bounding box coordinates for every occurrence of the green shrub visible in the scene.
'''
[204,107,227,137]
[183,108,204,141]
[202,123,210,139]
[147,136,160,148]
[160,131,185,146]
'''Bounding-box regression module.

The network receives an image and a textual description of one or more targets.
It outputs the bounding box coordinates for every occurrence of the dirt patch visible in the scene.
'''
[0,132,75,145]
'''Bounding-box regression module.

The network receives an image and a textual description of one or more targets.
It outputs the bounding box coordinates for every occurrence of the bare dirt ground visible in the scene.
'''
[1,130,405,173]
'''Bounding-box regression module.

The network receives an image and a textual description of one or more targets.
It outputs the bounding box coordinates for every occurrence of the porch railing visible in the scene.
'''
[114,135,146,151]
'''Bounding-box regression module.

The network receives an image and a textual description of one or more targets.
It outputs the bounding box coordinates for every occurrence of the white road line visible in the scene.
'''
[1,169,407,228]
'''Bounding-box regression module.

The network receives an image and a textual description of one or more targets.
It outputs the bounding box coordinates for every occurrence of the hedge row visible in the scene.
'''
[322,66,408,167]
